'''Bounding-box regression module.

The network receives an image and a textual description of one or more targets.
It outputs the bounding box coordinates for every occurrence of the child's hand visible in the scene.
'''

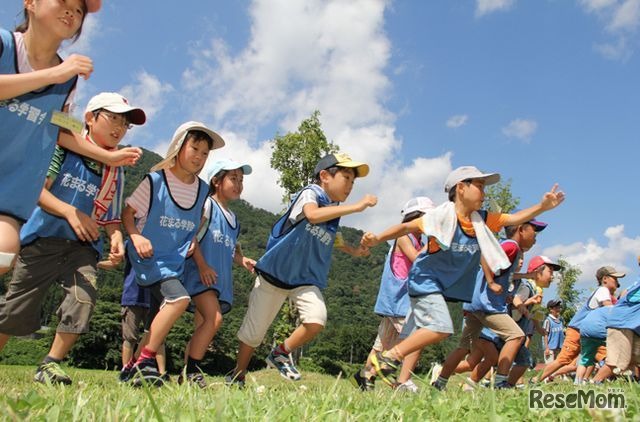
[241,257,256,273]
[131,234,153,258]
[97,260,119,270]
[108,237,125,265]
[544,348,551,357]
[65,207,99,242]
[356,194,378,211]
[361,232,379,247]
[352,245,371,257]
[186,241,196,258]
[52,54,94,83]
[540,184,565,210]
[107,147,143,167]
[529,294,543,305]
[488,282,503,295]
[198,264,218,287]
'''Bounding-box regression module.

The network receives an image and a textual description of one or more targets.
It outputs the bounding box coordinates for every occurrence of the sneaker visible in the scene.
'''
[119,367,133,383]
[429,363,443,386]
[462,377,477,392]
[130,358,165,387]
[224,370,246,388]
[351,371,375,391]
[34,362,72,385]
[430,380,446,391]
[396,379,419,393]
[178,372,207,388]
[494,380,513,389]
[370,351,401,387]
[266,349,301,381]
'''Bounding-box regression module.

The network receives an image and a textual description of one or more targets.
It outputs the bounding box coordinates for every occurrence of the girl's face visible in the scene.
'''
[85,110,129,149]
[176,138,210,176]
[214,168,244,202]
[28,0,85,39]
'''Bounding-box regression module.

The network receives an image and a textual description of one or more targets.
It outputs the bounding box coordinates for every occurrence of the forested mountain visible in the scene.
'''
[0,147,491,375]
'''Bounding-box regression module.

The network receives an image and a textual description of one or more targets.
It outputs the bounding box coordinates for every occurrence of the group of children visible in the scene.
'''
[1,0,638,392]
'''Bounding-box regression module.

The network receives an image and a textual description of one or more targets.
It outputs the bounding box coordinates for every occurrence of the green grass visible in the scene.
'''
[0,364,638,421]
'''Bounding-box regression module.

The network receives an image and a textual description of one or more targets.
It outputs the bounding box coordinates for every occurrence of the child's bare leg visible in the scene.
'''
[456,346,483,374]
[389,328,450,360]
[0,216,20,275]
[496,337,523,376]
[507,365,527,385]
[0,333,10,352]
[286,323,324,350]
[233,341,256,376]
[48,332,80,360]
[592,364,614,382]
[396,350,421,384]
[146,299,189,352]
[188,292,222,360]
[439,347,470,379]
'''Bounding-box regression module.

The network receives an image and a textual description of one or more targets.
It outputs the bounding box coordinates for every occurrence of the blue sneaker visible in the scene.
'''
[130,358,165,388]
[266,348,301,381]
[494,380,514,389]
[224,370,246,388]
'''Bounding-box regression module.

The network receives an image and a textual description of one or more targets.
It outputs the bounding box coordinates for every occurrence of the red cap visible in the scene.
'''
[527,255,562,273]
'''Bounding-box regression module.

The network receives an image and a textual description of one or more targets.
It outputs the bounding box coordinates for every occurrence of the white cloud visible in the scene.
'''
[446,114,469,129]
[542,224,640,289]
[475,0,516,17]
[579,0,640,60]
[501,118,538,142]
[120,72,174,122]
[172,0,456,234]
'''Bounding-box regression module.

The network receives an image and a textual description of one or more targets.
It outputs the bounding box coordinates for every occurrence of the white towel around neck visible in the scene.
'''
[420,201,511,274]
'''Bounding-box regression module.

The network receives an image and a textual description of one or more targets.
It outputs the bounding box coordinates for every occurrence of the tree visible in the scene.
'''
[555,257,583,323]
[270,110,339,202]
[483,178,520,213]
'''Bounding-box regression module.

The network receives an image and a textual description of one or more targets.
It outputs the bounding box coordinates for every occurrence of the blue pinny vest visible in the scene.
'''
[255,184,338,290]
[568,290,600,330]
[465,239,521,314]
[0,29,77,221]
[20,149,104,255]
[373,234,421,318]
[579,306,610,339]
[606,280,640,336]
[543,315,565,349]
[183,197,240,314]
[126,171,208,287]
[408,210,488,302]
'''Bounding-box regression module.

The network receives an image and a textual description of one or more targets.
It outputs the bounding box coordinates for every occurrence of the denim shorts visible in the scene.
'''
[400,293,454,336]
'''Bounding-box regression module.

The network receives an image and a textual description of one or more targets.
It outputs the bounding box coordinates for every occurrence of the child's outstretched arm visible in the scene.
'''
[122,205,153,258]
[58,130,142,167]
[0,54,93,100]
[361,218,422,248]
[337,243,370,257]
[503,184,565,227]
[303,194,377,225]
[233,243,256,273]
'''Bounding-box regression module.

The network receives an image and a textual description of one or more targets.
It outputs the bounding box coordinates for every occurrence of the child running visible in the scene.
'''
[122,121,223,386]
[0,0,141,275]
[179,159,256,387]
[225,153,376,386]
[351,196,435,392]
[360,165,565,388]
[0,92,145,384]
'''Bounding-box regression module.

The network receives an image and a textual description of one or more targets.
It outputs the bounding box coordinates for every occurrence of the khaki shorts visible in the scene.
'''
[605,328,640,371]
[121,306,149,343]
[0,238,98,336]
[458,311,525,350]
[372,316,405,352]
[237,275,327,348]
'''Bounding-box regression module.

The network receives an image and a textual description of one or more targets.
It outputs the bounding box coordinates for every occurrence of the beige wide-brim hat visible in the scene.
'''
[150,121,225,172]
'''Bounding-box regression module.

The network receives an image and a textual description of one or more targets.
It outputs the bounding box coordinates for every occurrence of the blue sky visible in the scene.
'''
[2,0,639,297]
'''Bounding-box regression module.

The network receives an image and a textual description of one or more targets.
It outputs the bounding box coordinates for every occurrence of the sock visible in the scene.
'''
[123,357,136,371]
[465,377,477,387]
[435,376,449,387]
[42,355,61,365]
[275,343,289,355]
[186,356,202,374]
[495,374,508,385]
[137,346,157,363]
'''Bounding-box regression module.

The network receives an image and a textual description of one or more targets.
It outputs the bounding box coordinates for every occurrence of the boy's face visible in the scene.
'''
[177,138,210,175]
[458,178,486,210]
[600,275,619,294]
[320,167,356,202]
[518,223,537,252]
[85,110,130,149]
[550,306,561,316]
[536,264,555,288]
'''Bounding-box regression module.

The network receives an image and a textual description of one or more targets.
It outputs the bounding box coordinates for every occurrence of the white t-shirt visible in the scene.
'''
[13,32,75,108]
[588,286,612,309]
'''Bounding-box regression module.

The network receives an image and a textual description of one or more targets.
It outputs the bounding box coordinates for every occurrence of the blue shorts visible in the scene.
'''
[513,344,535,368]
[401,294,453,335]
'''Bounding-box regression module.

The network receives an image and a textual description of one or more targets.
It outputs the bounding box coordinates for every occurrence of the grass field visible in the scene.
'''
[0,364,637,421]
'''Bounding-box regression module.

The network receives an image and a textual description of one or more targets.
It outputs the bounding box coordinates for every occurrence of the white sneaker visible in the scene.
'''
[396,379,419,393]
[429,363,443,385]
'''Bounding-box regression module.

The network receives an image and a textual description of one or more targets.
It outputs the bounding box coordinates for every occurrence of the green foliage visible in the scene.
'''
[270,110,339,202]
[555,257,583,323]
[68,301,122,369]
[483,179,520,213]
[0,336,50,365]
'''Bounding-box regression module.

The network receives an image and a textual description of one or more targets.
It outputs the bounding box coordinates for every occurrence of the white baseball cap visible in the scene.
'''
[443,166,500,193]
[401,196,435,216]
[150,121,225,172]
[85,92,146,125]
[202,158,252,182]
